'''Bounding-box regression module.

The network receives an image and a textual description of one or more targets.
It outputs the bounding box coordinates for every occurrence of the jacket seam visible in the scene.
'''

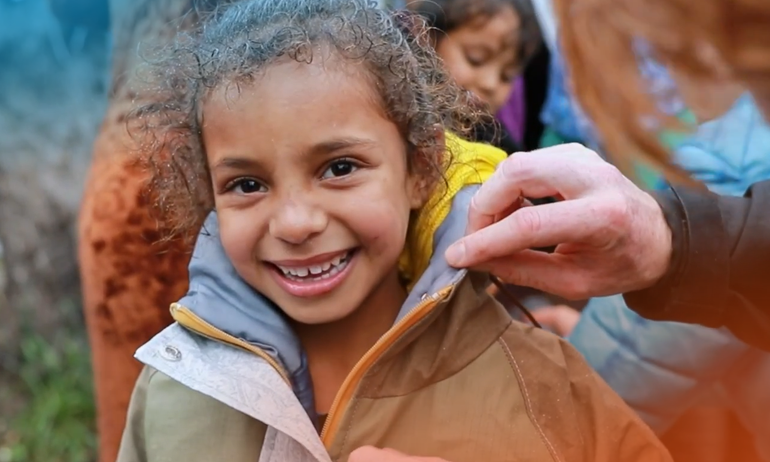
[338,395,363,458]
[146,366,161,383]
[498,337,563,462]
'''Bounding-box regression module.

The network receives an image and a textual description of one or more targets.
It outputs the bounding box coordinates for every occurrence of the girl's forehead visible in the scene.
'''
[450,7,520,51]
[467,6,519,32]
[203,59,378,117]
[201,58,400,154]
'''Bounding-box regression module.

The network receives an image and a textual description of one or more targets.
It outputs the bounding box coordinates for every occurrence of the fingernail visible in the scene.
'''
[445,241,466,266]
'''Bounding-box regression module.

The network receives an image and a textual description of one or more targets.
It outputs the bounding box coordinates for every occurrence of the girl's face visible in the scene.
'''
[436,6,521,114]
[202,59,426,325]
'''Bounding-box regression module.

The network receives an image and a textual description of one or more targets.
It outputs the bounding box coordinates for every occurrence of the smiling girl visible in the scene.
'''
[116,1,672,461]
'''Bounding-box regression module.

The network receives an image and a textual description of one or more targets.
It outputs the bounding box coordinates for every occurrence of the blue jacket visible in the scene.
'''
[568,93,770,460]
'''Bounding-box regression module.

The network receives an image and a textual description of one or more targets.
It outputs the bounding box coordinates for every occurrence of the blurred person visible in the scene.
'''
[78,2,204,462]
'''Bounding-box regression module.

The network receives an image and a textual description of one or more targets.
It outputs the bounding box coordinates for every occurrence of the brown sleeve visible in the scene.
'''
[503,324,673,462]
[117,365,268,462]
[626,181,770,351]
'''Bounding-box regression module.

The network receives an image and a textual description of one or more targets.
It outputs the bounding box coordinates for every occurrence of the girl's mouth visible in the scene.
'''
[267,249,358,298]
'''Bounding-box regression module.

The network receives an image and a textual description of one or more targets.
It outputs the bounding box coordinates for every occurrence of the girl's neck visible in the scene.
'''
[292,269,407,414]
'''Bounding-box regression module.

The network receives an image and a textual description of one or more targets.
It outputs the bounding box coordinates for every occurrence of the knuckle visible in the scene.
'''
[564,142,585,151]
[566,142,599,159]
[512,207,542,236]
[600,162,623,181]
[501,152,535,181]
[601,195,631,230]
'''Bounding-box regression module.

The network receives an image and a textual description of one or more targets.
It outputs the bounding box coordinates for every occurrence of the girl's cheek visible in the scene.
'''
[354,200,410,248]
[451,64,476,90]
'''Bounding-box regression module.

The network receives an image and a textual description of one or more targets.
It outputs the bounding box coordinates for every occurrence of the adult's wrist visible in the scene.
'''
[646,187,685,291]
[638,188,678,290]
[624,185,729,326]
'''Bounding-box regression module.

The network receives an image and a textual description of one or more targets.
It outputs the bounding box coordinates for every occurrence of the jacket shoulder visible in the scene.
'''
[117,365,267,462]
[500,321,672,462]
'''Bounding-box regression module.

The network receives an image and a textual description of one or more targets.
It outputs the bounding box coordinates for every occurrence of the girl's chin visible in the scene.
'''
[285,306,357,326]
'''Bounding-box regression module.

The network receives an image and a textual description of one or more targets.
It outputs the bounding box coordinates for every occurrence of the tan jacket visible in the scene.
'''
[118,269,672,462]
[117,139,672,462]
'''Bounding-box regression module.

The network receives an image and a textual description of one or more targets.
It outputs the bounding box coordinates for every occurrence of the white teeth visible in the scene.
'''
[276,251,352,282]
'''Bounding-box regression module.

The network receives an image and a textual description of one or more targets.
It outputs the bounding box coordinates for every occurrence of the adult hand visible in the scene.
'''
[445,144,673,300]
[348,447,450,462]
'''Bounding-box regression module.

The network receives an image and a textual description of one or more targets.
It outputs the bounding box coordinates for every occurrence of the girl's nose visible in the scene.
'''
[477,66,501,99]
[268,195,328,245]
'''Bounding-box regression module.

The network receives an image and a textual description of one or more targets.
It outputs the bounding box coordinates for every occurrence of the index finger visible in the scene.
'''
[450,198,603,267]
[467,145,602,235]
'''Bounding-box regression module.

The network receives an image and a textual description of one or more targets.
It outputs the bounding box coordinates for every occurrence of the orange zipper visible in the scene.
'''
[319,285,455,445]
[170,303,292,385]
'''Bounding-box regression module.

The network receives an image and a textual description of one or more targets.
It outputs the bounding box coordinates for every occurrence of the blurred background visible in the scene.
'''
[0,0,108,460]
[0,0,767,461]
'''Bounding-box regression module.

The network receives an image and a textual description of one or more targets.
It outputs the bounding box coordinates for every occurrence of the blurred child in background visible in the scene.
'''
[408,0,544,154]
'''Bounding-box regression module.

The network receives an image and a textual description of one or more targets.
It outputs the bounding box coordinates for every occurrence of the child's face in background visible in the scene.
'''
[202,59,425,325]
[436,6,521,114]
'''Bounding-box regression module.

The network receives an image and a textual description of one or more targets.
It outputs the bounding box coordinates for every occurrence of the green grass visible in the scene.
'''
[0,331,96,462]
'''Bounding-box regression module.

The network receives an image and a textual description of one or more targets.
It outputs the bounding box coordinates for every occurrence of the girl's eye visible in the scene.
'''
[229,178,267,194]
[466,53,485,67]
[464,48,489,67]
[321,159,358,179]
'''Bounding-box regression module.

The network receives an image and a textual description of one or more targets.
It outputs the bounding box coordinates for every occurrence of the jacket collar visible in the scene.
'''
[169,134,506,419]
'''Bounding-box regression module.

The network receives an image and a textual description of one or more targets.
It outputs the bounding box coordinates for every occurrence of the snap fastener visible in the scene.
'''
[421,292,440,302]
[161,345,182,362]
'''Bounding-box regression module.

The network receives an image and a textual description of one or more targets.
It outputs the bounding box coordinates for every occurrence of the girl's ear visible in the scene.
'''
[407,127,445,210]
[407,173,431,210]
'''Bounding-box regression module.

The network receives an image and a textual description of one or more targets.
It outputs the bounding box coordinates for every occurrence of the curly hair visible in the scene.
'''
[130,0,488,240]
[556,0,770,185]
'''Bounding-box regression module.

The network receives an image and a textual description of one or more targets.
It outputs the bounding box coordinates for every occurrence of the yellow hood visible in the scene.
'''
[399,132,506,290]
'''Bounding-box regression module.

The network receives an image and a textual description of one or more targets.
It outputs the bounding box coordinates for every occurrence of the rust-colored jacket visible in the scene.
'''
[117,138,672,462]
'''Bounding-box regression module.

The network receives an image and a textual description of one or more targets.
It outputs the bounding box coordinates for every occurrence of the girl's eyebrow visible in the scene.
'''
[306,137,377,157]
[211,156,261,173]
[211,137,377,172]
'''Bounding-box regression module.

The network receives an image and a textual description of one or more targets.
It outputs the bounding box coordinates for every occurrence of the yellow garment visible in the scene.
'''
[399,132,506,289]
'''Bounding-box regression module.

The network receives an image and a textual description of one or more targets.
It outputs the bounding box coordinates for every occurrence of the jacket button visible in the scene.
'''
[161,345,182,362]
